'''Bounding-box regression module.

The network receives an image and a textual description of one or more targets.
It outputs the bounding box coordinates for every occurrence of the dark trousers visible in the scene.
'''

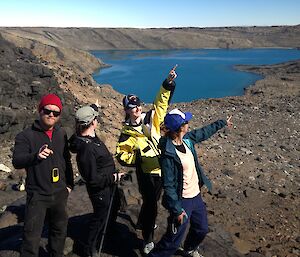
[136,173,162,244]
[148,194,208,257]
[21,189,69,257]
[85,186,120,256]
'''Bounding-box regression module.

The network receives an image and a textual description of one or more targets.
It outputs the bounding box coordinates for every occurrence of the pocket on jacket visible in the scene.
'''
[142,145,151,153]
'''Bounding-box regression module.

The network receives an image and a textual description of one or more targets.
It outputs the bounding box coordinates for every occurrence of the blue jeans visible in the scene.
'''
[148,194,208,257]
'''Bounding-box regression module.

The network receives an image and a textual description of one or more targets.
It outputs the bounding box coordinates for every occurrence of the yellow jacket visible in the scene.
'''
[116,79,175,176]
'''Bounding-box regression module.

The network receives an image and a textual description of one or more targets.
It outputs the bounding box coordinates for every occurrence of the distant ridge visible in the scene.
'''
[1,25,300,50]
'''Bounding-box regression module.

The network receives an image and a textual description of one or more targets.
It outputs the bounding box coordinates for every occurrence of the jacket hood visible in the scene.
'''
[69,134,100,154]
[69,134,84,153]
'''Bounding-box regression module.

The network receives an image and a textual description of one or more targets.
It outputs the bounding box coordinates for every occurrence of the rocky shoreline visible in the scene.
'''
[0,27,299,257]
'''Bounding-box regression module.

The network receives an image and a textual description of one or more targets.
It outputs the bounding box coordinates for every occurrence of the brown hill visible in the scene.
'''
[1,25,300,50]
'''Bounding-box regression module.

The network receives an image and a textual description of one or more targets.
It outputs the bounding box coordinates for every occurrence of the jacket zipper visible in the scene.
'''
[124,126,160,157]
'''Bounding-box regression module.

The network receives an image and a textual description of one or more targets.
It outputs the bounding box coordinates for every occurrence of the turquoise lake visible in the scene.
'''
[91,49,300,103]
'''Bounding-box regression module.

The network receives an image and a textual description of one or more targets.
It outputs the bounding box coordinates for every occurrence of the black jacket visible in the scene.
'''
[12,120,74,195]
[69,134,116,195]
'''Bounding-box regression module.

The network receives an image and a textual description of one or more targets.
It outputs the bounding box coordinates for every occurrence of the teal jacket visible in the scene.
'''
[159,119,226,216]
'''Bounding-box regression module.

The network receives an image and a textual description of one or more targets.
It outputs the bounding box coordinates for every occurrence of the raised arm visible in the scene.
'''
[152,66,177,133]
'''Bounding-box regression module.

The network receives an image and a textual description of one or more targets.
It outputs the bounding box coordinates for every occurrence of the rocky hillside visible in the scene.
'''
[0,27,299,257]
[1,25,300,50]
[0,30,125,146]
[0,33,70,140]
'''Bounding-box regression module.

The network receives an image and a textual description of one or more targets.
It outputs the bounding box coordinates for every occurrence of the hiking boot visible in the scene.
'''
[174,245,185,255]
[143,241,154,254]
[186,249,204,257]
[136,223,158,231]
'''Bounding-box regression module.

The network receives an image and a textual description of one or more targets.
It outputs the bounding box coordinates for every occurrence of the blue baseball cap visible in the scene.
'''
[164,108,192,132]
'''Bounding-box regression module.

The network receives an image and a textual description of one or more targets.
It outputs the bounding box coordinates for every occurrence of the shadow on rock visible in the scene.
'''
[0,224,22,251]
[67,213,142,257]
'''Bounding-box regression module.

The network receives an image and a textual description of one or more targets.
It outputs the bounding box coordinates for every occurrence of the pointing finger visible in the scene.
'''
[172,64,178,71]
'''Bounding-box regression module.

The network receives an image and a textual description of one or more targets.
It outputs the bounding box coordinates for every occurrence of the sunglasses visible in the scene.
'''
[43,108,61,117]
[126,105,141,110]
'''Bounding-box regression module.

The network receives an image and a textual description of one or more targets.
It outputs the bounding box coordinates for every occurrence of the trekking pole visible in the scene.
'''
[97,175,118,257]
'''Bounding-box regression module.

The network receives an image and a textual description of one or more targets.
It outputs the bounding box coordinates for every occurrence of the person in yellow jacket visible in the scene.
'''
[116,66,177,254]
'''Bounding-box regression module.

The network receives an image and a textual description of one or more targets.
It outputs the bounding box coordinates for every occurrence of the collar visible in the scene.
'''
[162,137,192,156]
[129,120,142,127]
[32,119,59,132]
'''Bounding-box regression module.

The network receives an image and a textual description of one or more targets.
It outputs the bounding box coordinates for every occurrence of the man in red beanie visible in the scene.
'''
[38,93,63,112]
[12,93,74,257]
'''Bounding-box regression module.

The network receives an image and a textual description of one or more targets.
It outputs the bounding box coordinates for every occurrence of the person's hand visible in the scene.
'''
[167,64,178,83]
[113,172,125,183]
[226,115,233,128]
[133,144,140,151]
[38,144,53,160]
[177,210,187,225]
[67,187,72,193]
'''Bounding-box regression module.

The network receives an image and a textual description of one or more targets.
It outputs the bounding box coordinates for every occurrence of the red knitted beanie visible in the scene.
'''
[38,94,63,112]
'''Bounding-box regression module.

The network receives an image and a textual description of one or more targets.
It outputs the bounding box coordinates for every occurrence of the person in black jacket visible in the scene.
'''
[12,94,74,257]
[69,104,125,257]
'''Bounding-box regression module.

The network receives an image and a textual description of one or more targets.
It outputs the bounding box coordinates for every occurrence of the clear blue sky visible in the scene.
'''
[0,0,299,28]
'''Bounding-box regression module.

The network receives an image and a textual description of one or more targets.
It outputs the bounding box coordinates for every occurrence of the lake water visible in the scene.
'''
[91,49,300,103]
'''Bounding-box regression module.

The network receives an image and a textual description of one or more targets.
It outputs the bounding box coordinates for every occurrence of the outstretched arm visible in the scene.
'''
[185,119,227,144]
[186,116,233,144]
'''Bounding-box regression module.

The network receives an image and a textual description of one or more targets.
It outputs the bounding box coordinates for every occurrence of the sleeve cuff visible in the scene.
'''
[162,79,176,91]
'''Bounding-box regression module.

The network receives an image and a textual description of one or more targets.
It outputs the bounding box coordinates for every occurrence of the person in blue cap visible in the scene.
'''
[148,108,232,257]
